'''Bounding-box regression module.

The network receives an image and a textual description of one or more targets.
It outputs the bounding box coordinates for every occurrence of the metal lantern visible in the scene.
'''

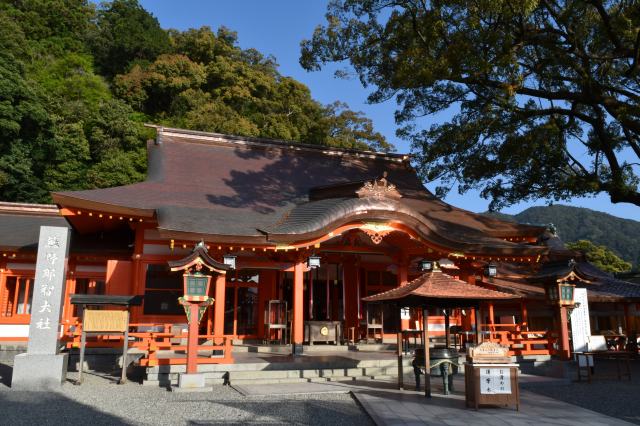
[420,259,433,272]
[546,281,575,306]
[182,263,212,301]
[223,254,237,270]
[307,255,321,269]
[485,262,498,277]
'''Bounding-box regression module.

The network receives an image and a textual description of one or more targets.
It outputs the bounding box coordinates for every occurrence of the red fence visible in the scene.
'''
[65,322,234,366]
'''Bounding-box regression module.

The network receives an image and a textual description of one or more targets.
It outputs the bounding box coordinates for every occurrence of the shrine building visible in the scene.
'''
[1,126,639,365]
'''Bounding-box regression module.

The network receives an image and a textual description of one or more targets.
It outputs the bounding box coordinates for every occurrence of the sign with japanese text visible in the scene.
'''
[26,226,70,355]
[479,367,511,394]
[571,288,592,366]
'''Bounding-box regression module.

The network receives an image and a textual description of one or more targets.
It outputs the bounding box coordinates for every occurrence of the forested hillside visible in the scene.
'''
[487,205,640,268]
[0,0,392,203]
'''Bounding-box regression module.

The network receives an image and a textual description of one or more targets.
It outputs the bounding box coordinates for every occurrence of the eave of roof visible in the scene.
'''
[362,270,519,305]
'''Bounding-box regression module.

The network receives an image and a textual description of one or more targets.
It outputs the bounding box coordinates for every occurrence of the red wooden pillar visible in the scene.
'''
[520,300,529,331]
[343,259,358,330]
[558,306,571,360]
[488,301,495,331]
[213,274,226,342]
[398,261,410,331]
[186,302,200,374]
[624,303,633,335]
[292,261,304,355]
[257,270,276,340]
[0,260,6,320]
[130,225,145,322]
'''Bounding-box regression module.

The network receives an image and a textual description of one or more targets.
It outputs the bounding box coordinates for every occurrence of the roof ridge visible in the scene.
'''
[146,124,409,162]
[0,202,60,216]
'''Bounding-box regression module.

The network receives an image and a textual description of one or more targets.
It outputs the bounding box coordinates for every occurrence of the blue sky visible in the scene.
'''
[138,0,638,221]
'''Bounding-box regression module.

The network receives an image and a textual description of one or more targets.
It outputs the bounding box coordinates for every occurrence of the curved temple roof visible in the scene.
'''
[53,127,548,255]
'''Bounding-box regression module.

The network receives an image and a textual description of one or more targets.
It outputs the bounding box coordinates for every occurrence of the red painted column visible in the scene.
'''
[398,261,410,331]
[214,274,226,342]
[520,300,529,331]
[257,270,276,340]
[292,261,304,354]
[186,303,200,374]
[558,306,571,360]
[624,303,633,335]
[488,301,495,331]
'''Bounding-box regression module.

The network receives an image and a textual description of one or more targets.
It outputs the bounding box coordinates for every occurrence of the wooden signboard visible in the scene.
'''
[465,363,519,410]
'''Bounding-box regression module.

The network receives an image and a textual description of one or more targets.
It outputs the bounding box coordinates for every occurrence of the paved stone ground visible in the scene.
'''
[0,360,373,425]
[235,375,635,426]
[521,359,640,425]
[2,357,639,425]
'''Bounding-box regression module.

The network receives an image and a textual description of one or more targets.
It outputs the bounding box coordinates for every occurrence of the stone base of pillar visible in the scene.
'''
[171,373,213,392]
[292,343,304,356]
[11,352,68,390]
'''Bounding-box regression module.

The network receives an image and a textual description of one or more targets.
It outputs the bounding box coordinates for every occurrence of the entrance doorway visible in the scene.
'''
[224,269,259,337]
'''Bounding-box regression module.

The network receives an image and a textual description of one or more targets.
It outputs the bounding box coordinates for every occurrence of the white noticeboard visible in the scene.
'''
[479,367,511,394]
[570,288,592,367]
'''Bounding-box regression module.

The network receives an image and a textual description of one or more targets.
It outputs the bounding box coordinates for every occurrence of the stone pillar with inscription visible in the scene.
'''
[12,226,71,390]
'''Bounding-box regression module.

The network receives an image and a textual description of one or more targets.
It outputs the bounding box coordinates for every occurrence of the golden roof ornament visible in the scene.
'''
[357,172,402,199]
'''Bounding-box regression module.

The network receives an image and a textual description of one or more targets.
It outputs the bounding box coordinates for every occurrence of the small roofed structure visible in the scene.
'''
[363,268,518,397]
[363,269,518,308]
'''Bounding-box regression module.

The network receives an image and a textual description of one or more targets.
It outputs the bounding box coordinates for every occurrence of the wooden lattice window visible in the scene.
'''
[1,276,35,317]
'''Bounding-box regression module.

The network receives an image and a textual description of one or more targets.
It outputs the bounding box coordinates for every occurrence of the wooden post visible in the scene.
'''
[214,274,225,343]
[398,261,410,331]
[624,303,633,335]
[474,306,481,344]
[186,302,200,374]
[422,307,431,398]
[292,261,304,355]
[488,301,495,332]
[520,300,529,331]
[397,327,404,390]
[444,310,450,348]
[558,305,571,360]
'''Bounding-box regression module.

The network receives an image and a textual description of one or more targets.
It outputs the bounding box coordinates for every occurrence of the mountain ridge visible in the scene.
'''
[484,205,640,267]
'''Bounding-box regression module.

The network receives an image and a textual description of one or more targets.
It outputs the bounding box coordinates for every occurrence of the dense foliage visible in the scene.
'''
[0,0,391,203]
[565,240,632,273]
[487,205,640,268]
[302,0,640,210]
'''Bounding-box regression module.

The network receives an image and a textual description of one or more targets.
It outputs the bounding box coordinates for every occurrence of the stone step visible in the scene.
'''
[232,344,352,354]
[144,357,413,374]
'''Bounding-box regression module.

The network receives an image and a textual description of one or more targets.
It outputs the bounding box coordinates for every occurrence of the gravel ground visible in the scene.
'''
[522,359,640,425]
[0,360,373,426]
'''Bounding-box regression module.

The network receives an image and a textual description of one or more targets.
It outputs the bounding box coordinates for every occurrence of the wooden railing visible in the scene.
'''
[484,327,557,356]
[65,322,234,365]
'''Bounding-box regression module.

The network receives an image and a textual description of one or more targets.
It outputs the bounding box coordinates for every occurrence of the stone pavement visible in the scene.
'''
[234,375,634,426]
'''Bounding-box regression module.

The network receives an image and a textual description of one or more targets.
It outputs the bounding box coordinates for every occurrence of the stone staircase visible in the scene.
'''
[142,357,415,387]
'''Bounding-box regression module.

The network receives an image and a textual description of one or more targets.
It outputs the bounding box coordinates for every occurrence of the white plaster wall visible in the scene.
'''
[0,324,29,338]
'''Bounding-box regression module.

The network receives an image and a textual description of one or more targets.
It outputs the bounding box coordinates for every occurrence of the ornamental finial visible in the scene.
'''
[357,172,401,199]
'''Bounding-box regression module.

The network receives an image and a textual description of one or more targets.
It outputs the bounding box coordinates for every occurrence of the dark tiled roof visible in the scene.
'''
[52,127,548,252]
[489,261,640,302]
[362,270,518,306]
[0,203,132,255]
[0,203,68,250]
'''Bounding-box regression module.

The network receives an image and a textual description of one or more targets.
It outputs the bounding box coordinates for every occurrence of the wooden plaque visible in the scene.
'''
[83,310,129,332]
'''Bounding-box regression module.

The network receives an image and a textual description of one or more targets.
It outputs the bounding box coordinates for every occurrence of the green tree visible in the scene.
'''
[566,240,632,273]
[115,25,393,150]
[301,0,640,209]
[89,0,170,78]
